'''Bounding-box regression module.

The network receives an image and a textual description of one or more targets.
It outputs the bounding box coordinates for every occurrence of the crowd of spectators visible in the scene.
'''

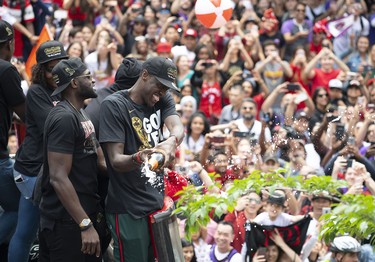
[2,0,375,261]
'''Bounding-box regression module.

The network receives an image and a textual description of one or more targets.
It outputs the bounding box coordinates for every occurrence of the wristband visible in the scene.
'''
[80,222,93,232]
[132,152,142,165]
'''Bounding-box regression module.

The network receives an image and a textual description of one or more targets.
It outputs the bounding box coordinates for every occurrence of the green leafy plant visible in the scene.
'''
[320,194,375,245]
[300,175,347,196]
[174,170,350,240]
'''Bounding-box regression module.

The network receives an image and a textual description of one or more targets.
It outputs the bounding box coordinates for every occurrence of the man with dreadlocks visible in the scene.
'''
[9,40,68,262]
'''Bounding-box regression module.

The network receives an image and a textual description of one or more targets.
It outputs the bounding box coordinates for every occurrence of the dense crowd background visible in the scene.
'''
[2,0,375,261]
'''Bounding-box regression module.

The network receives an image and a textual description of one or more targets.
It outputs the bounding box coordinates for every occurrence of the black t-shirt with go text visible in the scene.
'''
[39,101,100,223]
[99,90,177,218]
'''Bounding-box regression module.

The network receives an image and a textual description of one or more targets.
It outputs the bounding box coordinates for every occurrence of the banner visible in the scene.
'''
[244,215,312,260]
[25,24,53,78]
[327,15,354,38]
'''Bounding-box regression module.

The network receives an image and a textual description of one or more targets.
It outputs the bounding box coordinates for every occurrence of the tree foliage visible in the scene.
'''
[320,194,375,245]
[173,169,352,241]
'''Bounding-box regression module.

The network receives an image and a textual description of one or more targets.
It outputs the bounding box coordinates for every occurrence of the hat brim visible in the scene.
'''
[154,76,180,93]
[51,81,70,96]
[39,55,69,65]
[266,199,286,208]
[312,195,333,201]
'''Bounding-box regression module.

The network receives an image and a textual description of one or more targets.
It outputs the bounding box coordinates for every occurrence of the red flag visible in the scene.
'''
[244,215,312,260]
[25,24,53,78]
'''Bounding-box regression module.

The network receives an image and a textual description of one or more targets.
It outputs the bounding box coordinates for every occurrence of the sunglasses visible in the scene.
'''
[242,106,254,110]
[248,198,261,204]
[296,9,305,12]
[75,74,93,81]
[317,94,328,98]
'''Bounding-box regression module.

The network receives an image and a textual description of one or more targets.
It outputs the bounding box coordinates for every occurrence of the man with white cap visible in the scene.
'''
[328,79,345,106]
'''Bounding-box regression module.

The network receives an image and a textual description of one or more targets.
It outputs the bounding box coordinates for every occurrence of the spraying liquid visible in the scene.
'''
[141,152,165,185]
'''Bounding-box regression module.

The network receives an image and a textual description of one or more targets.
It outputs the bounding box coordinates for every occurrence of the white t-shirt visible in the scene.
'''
[213,246,242,262]
[84,51,114,90]
[253,212,294,227]
[171,45,196,66]
[234,119,272,142]
[193,239,211,262]
[0,7,17,25]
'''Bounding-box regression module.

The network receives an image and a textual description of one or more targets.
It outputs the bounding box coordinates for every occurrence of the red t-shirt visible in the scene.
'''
[310,42,322,58]
[224,211,247,252]
[310,68,340,94]
[68,6,86,22]
[199,81,222,118]
[289,63,311,96]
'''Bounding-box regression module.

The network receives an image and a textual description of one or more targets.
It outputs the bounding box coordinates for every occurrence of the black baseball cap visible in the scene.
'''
[36,40,68,64]
[0,20,14,43]
[51,57,89,96]
[142,57,180,93]
[267,192,286,207]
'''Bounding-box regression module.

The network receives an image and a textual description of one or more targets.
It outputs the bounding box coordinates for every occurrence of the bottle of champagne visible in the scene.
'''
[147,152,165,171]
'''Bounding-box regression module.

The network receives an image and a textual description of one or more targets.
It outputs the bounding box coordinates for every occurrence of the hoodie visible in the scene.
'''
[85,58,143,138]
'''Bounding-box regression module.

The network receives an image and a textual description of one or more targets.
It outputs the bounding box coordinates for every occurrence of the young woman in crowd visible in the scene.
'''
[219,37,254,79]
[130,35,155,60]
[177,55,195,88]
[181,112,210,162]
[192,59,225,125]
[308,88,329,131]
[180,95,197,128]
[289,46,310,95]
[181,238,198,262]
[345,35,371,73]
[66,41,85,61]
[84,29,121,89]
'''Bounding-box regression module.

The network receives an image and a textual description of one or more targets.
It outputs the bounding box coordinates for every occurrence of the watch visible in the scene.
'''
[79,218,92,229]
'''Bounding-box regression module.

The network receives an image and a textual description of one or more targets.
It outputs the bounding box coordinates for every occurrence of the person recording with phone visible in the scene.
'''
[324,134,375,180]
[331,157,375,196]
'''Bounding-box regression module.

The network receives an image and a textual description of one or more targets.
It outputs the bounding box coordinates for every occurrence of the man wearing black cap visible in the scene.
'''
[253,192,304,226]
[9,40,68,262]
[0,20,25,244]
[39,57,106,261]
[99,57,184,261]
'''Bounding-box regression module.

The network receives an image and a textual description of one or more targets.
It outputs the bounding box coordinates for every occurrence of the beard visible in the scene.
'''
[80,86,98,99]
[243,114,254,121]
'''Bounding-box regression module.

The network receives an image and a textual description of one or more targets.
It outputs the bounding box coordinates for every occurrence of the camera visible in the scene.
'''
[363,65,373,72]
[335,124,345,140]
[347,159,353,168]
[202,62,213,68]
[326,113,336,122]
[210,136,225,143]
[347,136,355,145]
[233,131,249,138]
[287,83,300,91]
